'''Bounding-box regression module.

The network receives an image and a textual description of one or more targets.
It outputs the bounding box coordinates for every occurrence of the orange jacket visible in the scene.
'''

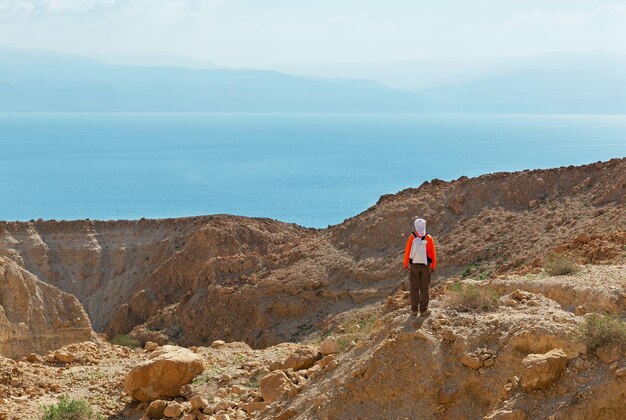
[403,233,436,270]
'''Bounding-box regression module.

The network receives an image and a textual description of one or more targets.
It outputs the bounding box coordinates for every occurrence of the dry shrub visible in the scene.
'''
[579,314,626,351]
[42,395,104,420]
[445,283,498,312]
[544,253,579,276]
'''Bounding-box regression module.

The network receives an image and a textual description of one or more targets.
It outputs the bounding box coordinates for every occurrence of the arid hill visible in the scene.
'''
[1,158,623,349]
[0,158,624,420]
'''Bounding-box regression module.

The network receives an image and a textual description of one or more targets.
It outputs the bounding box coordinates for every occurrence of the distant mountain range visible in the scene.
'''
[1,47,625,113]
[0,47,424,112]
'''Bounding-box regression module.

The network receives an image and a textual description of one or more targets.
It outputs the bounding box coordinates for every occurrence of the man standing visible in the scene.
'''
[403,218,437,316]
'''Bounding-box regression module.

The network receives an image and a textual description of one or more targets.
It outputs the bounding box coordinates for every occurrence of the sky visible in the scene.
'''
[0,0,625,67]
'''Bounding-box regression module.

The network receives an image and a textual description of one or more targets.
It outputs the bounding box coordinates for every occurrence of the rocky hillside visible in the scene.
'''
[0,265,624,419]
[0,257,92,359]
[1,158,623,350]
[0,158,624,419]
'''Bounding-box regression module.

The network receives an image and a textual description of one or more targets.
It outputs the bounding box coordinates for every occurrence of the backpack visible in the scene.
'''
[409,232,432,265]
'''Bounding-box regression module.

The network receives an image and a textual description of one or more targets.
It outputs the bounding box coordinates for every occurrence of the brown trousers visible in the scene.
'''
[409,263,431,312]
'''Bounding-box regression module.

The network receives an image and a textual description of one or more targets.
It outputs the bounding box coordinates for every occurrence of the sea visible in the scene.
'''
[1,113,625,228]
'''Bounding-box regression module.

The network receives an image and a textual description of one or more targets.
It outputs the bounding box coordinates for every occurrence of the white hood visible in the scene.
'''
[414,218,426,237]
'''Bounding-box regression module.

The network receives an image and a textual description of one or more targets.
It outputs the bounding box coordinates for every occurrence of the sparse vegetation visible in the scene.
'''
[461,262,493,280]
[336,337,352,352]
[544,253,579,276]
[245,373,261,389]
[42,395,104,420]
[461,263,478,278]
[578,314,626,351]
[109,335,141,349]
[445,283,499,312]
[232,353,247,365]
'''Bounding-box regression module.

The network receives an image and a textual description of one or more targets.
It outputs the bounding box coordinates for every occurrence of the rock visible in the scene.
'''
[317,355,336,369]
[484,409,527,420]
[575,306,586,316]
[615,368,626,377]
[190,396,209,411]
[181,415,195,420]
[521,348,568,390]
[211,340,226,348]
[280,347,322,371]
[442,329,457,341]
[163,401,184,418]
[259,371,296,403]
[144,341,159,352]
[231,385,245,395]
[319,337,340,355]
[145,400,167,419]
[596,345,622,364]
[512,290,531,300]
[242,401,269,413]
[54,350,75,363]
[461,353,483,370]
[26,353,40,363]
[437,386,459,404]
[179,383,193,398]
[124,345,205,402]
[276,408,298,420]
[484,357,496,367]
[575,233,591,244]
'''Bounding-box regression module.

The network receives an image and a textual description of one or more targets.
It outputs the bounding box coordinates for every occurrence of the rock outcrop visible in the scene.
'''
[124,345,205,402]
[0,257,92,359]
[520,348,568,390]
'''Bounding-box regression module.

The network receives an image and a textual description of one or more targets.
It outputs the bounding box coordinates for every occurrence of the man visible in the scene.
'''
[403,218,437,316]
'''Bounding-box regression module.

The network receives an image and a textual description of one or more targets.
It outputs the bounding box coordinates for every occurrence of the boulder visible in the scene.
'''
[521,348,568,390]
[211,340,226,348]
[280,347,321,371]
[144,341,159,352]
[242,402,270,413]
[163,401,183,418]
[54,350,75,363]
[190,396,209,411]
[437,386,460,404]
[259,371,296,402]
[319,337,339,355]
[461,353,483,370]
[595,345,622,365]
[124,345,205,402]
[145,400,167,419]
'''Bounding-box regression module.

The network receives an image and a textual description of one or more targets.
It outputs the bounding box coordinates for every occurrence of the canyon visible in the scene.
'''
[0,158,624,419]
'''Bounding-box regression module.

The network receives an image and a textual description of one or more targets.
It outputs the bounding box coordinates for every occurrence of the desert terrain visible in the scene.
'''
[1,158,625,419]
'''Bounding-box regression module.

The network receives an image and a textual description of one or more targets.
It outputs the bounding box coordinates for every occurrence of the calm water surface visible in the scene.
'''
[1,113,625,227]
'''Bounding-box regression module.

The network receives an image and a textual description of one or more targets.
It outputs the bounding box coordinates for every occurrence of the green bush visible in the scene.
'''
[42,395,103,420]
[544,254,579,276]
[109,334,141,349]
[579,314,626,351]
[446,283,498,312]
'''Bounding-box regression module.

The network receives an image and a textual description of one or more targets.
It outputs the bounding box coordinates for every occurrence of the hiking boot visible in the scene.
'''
[411,310,419,317]
[420,309,431,317]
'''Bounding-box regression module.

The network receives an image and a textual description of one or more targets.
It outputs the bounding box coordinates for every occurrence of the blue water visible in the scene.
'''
[1,113,625,228]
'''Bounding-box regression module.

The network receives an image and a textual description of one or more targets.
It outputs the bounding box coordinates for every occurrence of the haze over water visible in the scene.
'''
[1,113,625,228]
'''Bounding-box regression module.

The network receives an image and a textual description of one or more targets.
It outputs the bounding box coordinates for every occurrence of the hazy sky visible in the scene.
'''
[1,0,625,67]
